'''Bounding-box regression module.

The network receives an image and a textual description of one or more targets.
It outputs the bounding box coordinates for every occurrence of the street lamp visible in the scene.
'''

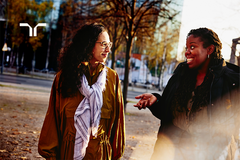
[1,42,7,74]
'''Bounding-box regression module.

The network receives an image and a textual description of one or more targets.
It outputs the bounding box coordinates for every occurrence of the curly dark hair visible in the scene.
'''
[57,22,107,98]
[172,28,222,119]
[187,27,222,66]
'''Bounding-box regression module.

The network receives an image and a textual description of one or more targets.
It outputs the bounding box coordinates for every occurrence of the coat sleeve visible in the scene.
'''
[148,73,177,120]
[110,73,125,160]
[38,76,61,159]
[148,63,185,120]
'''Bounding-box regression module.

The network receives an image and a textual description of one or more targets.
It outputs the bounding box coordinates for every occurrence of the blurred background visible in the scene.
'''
[0,0,239,104]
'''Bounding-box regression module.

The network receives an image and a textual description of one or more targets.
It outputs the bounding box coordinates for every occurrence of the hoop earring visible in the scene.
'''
[208,54,209,58]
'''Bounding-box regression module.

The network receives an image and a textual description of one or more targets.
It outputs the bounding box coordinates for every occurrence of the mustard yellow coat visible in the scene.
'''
[38,64,125,160]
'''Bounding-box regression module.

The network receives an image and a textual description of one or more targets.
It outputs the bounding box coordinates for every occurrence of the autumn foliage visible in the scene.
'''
[7,0,54,50]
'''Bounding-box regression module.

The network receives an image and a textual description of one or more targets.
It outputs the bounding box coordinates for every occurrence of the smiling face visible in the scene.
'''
[185,35,213,71]
[90,31,111,65]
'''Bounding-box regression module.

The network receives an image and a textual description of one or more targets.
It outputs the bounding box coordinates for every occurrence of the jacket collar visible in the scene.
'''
[175,58,226,78]
[81,62,105,77]
[208,58,226,78]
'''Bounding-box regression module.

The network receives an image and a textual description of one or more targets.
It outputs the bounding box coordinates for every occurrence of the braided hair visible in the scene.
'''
[172,28,222,119]
[57,23,107,98]
[187,27,222,67]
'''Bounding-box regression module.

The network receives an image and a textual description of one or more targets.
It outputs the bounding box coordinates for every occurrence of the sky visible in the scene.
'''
[50,0,240,63]
[177,0,240,62]
[52,0,61,20]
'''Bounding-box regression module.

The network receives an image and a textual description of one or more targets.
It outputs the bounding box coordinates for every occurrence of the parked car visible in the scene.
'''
[135,82,153,89]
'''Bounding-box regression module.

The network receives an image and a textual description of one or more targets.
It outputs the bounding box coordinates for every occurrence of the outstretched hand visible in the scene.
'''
[133,93,157,110]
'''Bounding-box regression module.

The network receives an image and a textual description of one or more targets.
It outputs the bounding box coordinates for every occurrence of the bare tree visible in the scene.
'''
[58,0,179,109]
[97,0,178,108]
[92,2,125,70]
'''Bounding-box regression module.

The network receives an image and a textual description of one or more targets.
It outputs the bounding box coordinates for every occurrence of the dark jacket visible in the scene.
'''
[149,59,240,160]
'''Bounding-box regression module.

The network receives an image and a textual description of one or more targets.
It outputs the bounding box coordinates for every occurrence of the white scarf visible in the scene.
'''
[73,67,107,160]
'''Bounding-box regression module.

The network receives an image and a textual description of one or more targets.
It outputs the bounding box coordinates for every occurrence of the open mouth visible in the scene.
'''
[187,58,193,63]
[102,54,108,58]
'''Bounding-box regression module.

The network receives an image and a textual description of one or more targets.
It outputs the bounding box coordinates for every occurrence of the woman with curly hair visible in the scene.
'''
[134,27,240,160]
[38,23,125,160]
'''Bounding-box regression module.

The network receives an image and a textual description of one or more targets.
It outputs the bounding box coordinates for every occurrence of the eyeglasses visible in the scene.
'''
[96,41,113,49]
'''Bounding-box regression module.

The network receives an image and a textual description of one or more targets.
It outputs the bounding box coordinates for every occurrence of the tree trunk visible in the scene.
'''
[45,20,52,70]
[111,21,118,70]
[111,46,116,70]
[32,51,36,72]
[123,35,134,110]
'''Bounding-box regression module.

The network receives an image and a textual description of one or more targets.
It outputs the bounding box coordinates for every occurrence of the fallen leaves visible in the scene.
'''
[127,145,136,150]
[22,148,32,153]
[0,149,7,153]
[10,140,19,145]
[29,131,37,134]
[0,87,49,160]
[12,131,20,135]
[0,126,41,159]
[25,143,30,147]
[131,147,136,150]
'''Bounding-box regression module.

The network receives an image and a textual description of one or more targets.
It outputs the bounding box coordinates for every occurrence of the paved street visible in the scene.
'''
[0,72,161,160]
[0,73,162,100]
[1,72,239,160]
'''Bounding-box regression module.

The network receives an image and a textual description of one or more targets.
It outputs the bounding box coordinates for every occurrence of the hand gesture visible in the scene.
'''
[133,93,157,110]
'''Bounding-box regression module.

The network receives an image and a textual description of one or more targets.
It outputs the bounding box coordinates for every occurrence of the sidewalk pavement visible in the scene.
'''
[1,68,163,102]
[1,67,163,160]
[1,67,55,80]
[0,74,161,160]
[124,101,159,160]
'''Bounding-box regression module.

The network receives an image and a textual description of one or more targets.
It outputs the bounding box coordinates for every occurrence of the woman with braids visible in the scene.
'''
[134,27,240,159]
[38,23,125,160]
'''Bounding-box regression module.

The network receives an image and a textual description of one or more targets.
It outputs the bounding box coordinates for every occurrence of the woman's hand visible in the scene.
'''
[133,93,157,110]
